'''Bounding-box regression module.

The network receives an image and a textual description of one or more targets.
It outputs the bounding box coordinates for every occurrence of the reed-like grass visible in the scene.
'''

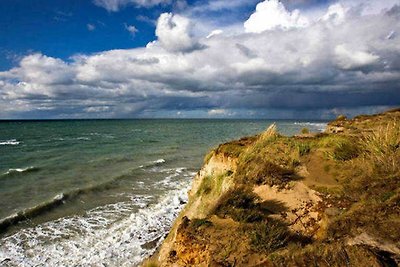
[363,120,400,174]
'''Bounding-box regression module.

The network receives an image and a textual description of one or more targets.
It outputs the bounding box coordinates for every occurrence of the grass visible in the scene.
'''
[159,109,400,266]
[268,242,390,267]
[320,135,360,161]
[247,220,291,253]
[213,186,264,222]
[197,175,213,196]
[215,136,257,158]
[362,120,400,174]
[235,134,301,187]
[212,187,287,223]
[196,171,231,196]
[331,140,359,161]
[236,156,296,186]
[259,123,278,142]
[296,142,311,156]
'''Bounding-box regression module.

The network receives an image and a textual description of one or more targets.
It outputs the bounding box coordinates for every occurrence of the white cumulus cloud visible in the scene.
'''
[244,0,309,33]
[0,0,399,119]
[334,44,380,70]
[155,13,203,52]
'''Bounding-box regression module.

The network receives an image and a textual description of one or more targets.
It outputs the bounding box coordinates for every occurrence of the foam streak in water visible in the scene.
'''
[0,139,20,146]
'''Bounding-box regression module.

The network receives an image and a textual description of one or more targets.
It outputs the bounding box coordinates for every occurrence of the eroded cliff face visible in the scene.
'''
[147,109,400,267]
[157,152,238,264]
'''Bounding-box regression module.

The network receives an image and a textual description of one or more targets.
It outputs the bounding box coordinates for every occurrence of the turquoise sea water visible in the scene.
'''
[0,119,326,266]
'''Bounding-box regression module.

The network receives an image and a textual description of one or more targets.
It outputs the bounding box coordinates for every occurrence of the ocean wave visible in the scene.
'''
[0,193,67,233]
[89,132,115,139]
[153,159,166,164]
[0,139,20,146]
[76,137,91,141]
[0,182,118,233]
[0,180,191,266]
[0,164,186,232]
[3,166,39,176]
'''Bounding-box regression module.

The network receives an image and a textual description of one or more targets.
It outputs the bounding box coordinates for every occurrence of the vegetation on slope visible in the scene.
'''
[154,109,400,267]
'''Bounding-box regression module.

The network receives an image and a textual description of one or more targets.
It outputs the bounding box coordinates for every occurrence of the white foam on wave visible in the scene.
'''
[76,137,91,141]
[3,166,37,176]
[153,159,166,164]
[0,180,191,266]
[294,122,327,132]
[0,139,20,146]
[154,167,196,188]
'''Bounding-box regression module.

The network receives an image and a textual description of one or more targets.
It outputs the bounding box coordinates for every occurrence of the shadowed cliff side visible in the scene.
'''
[144,109,400,267]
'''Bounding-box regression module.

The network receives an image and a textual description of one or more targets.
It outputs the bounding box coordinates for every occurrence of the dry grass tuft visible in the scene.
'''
[363,120,400,174]
[259,123,278,142]
[248,220,291,253]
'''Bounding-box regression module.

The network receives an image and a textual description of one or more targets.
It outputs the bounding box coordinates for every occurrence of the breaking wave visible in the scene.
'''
[2,166,39,176]
[0,180,191,266]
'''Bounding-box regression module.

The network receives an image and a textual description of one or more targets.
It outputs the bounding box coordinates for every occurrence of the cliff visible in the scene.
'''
[145,109,400,266]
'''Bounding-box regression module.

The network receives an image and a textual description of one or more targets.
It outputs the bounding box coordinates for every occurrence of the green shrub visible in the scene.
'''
[301,128,310,134]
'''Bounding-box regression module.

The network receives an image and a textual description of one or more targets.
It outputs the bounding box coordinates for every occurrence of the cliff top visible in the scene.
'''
[146,108,400,267]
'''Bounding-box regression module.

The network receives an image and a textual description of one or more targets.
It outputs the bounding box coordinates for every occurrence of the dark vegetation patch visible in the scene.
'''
[189,218,213,229]
[212,187,287,223]
[246,220,291,253]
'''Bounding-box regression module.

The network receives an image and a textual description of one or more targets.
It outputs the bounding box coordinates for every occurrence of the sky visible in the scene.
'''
[0,0,399,119]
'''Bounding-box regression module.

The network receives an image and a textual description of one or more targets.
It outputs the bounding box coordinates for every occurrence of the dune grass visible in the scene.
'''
[363,120,400,174]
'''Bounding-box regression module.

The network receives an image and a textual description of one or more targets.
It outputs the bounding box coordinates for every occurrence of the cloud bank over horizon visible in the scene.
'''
[0,0,399,119]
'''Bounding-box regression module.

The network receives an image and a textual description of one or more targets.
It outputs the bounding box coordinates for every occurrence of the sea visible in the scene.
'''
[0,119,326,266]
